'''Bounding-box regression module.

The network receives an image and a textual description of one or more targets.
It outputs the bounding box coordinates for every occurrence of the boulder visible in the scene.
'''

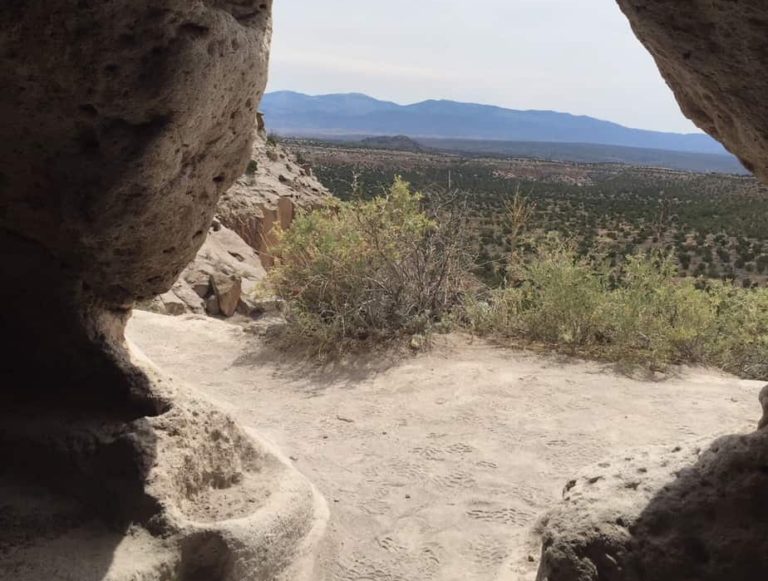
[211,274,242,318]
[537,431,768,581]
[238,295,285,318]
[188,271,213,299]
[136,224,265,317]
[159,291,188,316]
[170,281,205,314]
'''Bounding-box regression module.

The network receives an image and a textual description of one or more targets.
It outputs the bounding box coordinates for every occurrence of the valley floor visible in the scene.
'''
[127,311,763,581]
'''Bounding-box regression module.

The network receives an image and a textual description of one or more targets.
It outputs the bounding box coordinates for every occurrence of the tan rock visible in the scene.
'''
[0,0,272,416]
[183,225,266,287]
[238,295,285,318]
[137,224,269,319]
[537,430,768,581]
[0,350,329,581]
[159,291,188,316]
[217,121,330,268]
[211,274,242,318]
[170,281,205,315]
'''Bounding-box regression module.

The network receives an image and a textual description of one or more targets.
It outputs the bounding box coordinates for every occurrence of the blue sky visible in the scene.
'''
[267,0,700,134]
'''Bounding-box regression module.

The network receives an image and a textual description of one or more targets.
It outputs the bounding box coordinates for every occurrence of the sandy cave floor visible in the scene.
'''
[127,311,764,581]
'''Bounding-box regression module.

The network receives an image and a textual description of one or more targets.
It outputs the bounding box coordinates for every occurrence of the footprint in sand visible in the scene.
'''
[447,442,475,455]
[466,504,535,526]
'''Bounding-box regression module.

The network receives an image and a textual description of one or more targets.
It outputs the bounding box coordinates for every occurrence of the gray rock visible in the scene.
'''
[170,281,205,315]
[238,295,285,317]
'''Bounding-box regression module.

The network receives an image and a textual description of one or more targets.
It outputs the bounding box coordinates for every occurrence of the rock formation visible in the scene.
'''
[0,1,325,579]
[218,115,329,268]
[537,431,768,581]
[0,0,273,414]
[141,121,331,318]
[614,0,768,181]
[143,221,268,317]
[537,2,768,579]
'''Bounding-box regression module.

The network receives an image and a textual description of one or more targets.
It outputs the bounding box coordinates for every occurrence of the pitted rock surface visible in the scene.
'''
[0,0,271,304]
[616,0,768,180]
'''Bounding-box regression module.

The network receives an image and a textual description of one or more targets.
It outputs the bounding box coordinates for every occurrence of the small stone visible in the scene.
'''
[159,291,188,316]
[205,295,221,316]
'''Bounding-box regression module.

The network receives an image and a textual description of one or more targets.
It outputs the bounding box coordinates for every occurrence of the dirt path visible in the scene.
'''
[127,311,764,581]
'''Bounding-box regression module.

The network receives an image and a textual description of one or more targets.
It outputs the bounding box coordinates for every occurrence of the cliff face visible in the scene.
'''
[218,115,330,268]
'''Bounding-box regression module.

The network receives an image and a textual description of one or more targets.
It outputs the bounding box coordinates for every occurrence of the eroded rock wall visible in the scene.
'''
[0,2,327,579]
[0,0,270,413]
[615,0,768,180]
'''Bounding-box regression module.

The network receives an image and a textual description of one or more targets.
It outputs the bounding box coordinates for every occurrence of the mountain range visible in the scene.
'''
[262,91,730,156]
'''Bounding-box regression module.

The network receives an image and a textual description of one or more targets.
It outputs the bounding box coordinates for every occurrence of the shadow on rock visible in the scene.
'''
[537,423,768,581]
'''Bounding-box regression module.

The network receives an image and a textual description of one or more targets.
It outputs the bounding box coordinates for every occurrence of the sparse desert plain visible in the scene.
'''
[128,310,764,581]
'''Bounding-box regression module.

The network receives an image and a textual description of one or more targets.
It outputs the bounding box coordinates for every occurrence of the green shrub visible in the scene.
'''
[270,180,768,378]
[705,284,768,379]
[465,239,768,378]
[269,178,472,354]
[467,238,607,347]
[602,252,717,368]
[516,239,606,346]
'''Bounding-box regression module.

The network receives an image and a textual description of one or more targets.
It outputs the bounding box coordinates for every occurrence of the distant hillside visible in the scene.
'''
[417,138,749,175]
[361,135,423,152]
[292,134,748,175]
[262,91,733,156]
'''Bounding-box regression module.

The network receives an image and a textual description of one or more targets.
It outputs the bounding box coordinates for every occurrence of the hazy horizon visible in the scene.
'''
[267,0,702,135]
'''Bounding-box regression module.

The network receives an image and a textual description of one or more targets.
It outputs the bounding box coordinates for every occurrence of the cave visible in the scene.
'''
[0,0,766,579]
